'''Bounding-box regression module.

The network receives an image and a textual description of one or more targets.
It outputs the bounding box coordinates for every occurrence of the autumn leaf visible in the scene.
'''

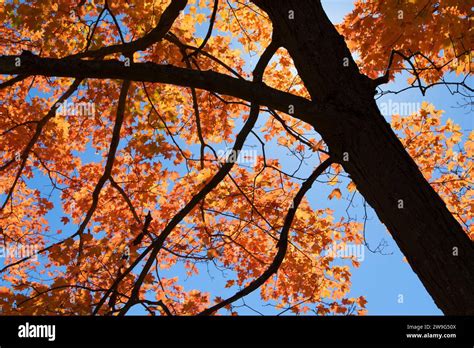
[328,188,342,200]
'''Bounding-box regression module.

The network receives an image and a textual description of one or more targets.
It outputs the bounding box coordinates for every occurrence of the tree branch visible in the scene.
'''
[0,54,317,124]
[184,0,219,60]
[0,79,83,211]
[198,158,333,315]
[114,36,280,316]
[71,0,188,59]
[76,80,131,263]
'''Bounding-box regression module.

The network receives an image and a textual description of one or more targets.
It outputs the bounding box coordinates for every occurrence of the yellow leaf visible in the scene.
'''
[196,13,206,24]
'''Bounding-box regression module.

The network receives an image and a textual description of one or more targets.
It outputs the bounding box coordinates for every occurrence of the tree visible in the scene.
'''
[0,0,472,315]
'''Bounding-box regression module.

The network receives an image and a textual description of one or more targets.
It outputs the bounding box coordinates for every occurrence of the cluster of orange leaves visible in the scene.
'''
[339,0,472,83]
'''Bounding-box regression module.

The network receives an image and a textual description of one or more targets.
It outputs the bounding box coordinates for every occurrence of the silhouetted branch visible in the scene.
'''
[198,158,332,315]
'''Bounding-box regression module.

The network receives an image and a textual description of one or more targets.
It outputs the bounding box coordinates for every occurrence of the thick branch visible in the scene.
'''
[0,54,317,124]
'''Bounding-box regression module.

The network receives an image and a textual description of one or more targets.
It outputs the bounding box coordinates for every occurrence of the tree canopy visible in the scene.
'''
[0,0,472,315]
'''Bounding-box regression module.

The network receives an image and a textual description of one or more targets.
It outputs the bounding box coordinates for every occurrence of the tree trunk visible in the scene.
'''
[253,0,474,315]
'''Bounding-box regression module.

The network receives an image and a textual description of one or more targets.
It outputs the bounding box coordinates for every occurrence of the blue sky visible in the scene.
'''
[2,0,472,316]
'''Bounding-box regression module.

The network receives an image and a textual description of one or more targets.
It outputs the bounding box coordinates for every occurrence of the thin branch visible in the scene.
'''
[114,36,280,316]
[0,74,28,90]
[0,79,83,211]
[70,0,188,59]
[76,80,131,263]
[184,0,219,60]
[198,158,333,315]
